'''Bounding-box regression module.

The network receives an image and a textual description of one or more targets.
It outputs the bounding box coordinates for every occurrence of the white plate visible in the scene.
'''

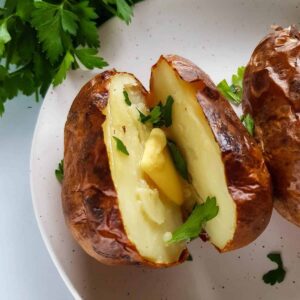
[30,0,300,299]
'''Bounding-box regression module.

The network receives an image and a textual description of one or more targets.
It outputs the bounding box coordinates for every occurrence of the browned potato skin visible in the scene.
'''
[243,26,300,226]
[150,55,273,251]
[62,70,188,266]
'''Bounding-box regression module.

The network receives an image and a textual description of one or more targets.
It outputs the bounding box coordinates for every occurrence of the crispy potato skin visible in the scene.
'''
[243,26,300,226]
[62,70,187,266]
[151,55,273,251]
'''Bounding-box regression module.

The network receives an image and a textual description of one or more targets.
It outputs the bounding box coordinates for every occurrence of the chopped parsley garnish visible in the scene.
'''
[217,66,245,105]
[55,159,64,183]
[167,140,189,181]
[240,113,254,135]
[123,90,131,106]
[149,106,162,124]
[137,95,174,127]
[167,196,219,244]
[161,95,174,127]
[113,136,129,155]
[137,109,151,123]
[263,253,286,285]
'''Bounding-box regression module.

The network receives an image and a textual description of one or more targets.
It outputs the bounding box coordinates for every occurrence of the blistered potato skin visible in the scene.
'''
[151,55,273,251]
[62,70,187,266]
[243,26,300,226]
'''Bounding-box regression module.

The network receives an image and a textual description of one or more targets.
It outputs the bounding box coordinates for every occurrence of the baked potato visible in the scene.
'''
[62,55,273,267]
[150,55,272,251]
[243,26,300,226]
[62,70,188,266]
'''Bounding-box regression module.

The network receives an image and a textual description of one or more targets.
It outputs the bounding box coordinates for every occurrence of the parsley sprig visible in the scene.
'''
[113,136,129,155]
[138,95,174,128]
[263,253,286,285]
[55,159,64,183]
[217,66,245,105]
[240,113,254,136]
[167,196,219,244]
[0,0,141,116]
[167,139,189,181]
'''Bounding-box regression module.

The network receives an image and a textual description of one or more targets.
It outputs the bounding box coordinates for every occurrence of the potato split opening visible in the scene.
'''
[102,73,185,264]
[150,59,236,250]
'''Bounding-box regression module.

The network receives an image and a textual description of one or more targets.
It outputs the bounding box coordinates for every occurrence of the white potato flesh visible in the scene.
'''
[151,60,236,250]
[102,73,185,264]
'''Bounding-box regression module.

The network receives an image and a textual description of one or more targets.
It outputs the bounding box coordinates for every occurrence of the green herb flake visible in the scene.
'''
[55,159,64,183]
[149,105,162,124]
[137,108,151,124]
[263,253,286,285]
[240,113,254,135]
[162,95,174,127]
[113,136,129,155]
[167,140,189,181]
[167,196,219,244]
[137,95,174,128]
[123,90,131,106]
[217,66,245,105]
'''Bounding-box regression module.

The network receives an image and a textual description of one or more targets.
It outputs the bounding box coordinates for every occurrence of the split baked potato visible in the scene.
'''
[243,26,300,226]
[62,55,273,267]
[150,55,272,251]
[62,71,188,267]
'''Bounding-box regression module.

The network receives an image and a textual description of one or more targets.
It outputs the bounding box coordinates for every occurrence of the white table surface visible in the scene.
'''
[0,96,72,300]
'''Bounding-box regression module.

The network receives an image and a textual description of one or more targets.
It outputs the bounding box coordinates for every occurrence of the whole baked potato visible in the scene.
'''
[62,55,273,267]
[243,26,300,226]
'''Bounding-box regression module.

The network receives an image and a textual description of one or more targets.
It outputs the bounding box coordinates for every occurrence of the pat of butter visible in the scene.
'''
[140,128,184,205]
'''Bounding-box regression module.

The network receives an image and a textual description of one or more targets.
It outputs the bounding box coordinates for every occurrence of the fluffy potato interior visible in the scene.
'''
[102,73,185,264]
[151,60,236,250]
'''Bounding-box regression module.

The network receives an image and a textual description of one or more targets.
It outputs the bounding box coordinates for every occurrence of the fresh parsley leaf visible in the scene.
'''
[115,0,133,24]
[123,90,131,106]
[167,140,189,181]
[75,48,108,69]
[162,95,174,127]
[61,9,79,36]
[71,1,99,47]
[240,113,254,136]
[53,51,74,87]
[168,196,219,244]
[0,0,139,117]
[103,0,133,24]
[149,106,162,125]
[137,95,174,127]
[0,19,11,56]
[263,253,286,285]
[217,66,245,105]
[16,0,33,21]
[55,159,64,183]
[137,108,151,123]
[31,2,66,64]
[232,66,245,88]
[113,136,129,155]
